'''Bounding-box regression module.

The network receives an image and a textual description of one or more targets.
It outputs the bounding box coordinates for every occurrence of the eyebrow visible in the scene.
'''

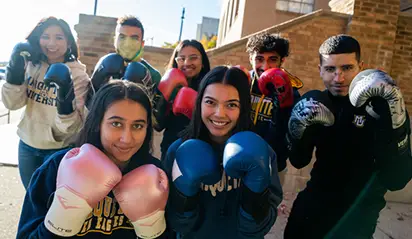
[119,33,140,38]
[107,116,146,123]
[204,96,240,103]
[323,64,354,68]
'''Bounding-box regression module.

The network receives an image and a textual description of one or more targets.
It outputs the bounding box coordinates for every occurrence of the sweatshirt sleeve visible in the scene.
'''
[54,62,90,135]
[375,113,412,191]
[238,152,283,238]
[16,150,67,239]
[1,81,28,110]
[162,139,202,235]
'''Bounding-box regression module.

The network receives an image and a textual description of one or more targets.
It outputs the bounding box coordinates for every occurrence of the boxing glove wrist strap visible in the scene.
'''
[241,186,272,223]
[44,187,92,236]
[170,183,200,213]
[131,210,166,239]
[56,88,75,115]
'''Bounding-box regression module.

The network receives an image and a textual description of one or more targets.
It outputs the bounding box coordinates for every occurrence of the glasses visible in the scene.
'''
[175,55,200,64]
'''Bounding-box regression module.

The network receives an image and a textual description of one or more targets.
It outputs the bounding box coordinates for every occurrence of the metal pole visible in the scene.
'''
[94,0,98,15]
[178,7,185,42]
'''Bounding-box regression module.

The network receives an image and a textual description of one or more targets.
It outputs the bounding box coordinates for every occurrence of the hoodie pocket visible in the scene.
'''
[17,114,66,149]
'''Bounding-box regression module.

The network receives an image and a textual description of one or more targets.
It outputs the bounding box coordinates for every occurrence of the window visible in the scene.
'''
[276,0,314,14]
[235,0,240,17]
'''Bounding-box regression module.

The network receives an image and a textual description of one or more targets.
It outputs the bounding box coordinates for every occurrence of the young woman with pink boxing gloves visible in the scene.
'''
[17,80,173,239]
[163,66,283,239]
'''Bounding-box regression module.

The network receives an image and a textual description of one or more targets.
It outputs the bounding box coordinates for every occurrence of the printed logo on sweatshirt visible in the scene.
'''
[200,171,242,197]
[250,93,273,123]
[352,114,366,128]
[26,76,58,107]
[76,195,134,236]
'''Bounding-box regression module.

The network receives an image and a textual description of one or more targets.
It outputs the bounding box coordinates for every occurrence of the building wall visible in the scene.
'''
[217,0,246,46]
[218,0,331,46]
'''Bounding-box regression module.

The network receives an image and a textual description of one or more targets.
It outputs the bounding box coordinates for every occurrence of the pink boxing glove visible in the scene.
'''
[44,144,122,237]
[113,164,169,239]
[172,86,198,119]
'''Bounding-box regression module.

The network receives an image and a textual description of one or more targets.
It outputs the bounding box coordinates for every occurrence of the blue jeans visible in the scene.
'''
[18,140,61,189]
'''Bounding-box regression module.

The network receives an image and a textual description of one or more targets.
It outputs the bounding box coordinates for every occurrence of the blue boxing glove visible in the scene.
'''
[91,53,125,91]
[123,62,152,86]
[44,63,75,115]
[223,131,278,222]
[171,139,221,212]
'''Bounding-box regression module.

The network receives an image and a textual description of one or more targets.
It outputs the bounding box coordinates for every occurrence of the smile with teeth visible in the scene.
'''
[210,120,229,126]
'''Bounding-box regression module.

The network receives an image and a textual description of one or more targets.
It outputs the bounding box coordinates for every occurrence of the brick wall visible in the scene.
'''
[74,14,117,75]
[207,10,348,95]
[348,0,400,72]
[391,14,412,114]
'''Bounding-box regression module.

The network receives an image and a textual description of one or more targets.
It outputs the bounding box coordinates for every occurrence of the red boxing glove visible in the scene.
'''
[258,68,294,108]
[44,144,122,237]
[158,68,187,101]
[172,87,198,119]
[113,164,169,239]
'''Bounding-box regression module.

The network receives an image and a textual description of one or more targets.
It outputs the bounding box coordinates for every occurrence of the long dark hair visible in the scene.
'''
[26,16,79,64]
[180,66,253,142]
[167,39,211,90]
[76,80,153,161]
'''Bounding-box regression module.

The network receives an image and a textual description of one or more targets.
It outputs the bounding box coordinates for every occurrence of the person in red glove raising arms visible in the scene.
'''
[152,40,211,160]
[246,32,303,186]
[17,80,172,239]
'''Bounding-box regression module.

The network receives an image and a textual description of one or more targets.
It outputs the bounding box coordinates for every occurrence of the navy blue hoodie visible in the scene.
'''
[16,148,174,239]
[163,138,283,239]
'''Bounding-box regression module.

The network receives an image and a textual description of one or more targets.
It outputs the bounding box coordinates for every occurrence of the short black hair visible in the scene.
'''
[117,15,145,39]
[246,32,289,58]
[319,34,361,65]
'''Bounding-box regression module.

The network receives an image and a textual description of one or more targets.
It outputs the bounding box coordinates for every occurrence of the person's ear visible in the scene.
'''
[318,64,322,77]
[359,61,364,70]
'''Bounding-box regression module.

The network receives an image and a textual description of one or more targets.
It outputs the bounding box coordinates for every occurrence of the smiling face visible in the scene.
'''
[100,99,148,167]
[39,25,69,63]
[319,53,363,97]
[201,83,241,144]
[175,45,203,80]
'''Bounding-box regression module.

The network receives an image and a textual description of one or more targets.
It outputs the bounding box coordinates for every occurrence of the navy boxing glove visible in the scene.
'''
[44,63,75,115]
[123,61,152,86]
[6,42,35,85]
[223,131,279,222]
[90,53,125,92]
[171,139,221,212]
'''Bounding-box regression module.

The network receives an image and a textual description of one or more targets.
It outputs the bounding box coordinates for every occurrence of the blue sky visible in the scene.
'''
[0,0,222,61]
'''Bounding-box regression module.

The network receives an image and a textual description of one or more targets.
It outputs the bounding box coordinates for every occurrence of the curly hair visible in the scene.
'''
[246,32,289,59]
